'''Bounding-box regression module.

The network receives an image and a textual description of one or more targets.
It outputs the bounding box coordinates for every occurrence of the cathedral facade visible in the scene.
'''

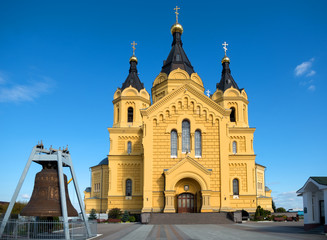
[84,13,273,214]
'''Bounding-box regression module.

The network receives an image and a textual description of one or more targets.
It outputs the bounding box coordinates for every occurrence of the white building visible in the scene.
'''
[297,177,327,233]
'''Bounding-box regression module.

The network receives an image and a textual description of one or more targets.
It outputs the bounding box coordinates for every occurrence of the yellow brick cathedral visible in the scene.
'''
[84,8,273,214]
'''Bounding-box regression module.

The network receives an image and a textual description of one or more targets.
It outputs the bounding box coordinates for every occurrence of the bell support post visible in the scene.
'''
[0,143,91,239]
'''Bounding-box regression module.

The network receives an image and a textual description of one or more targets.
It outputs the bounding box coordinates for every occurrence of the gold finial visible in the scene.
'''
[174,6,180,23]
[129,41,138,63]
[221,41,230,63]
[171,6,183,35]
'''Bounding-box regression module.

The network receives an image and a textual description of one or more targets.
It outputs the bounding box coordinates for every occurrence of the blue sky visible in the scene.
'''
[0,0,326,211]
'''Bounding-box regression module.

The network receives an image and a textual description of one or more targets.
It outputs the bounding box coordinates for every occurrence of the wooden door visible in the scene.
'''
[178,193,194,213]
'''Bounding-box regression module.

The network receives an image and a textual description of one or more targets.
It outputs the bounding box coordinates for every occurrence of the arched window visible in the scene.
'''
[128,107,133,122]
[171,130,177,157]
[233,179,239,195]
[230,107,236,122]
[195,130,202,157]
[232,141,237,154]
[127,141,132,154]
[126,179,132,196]
[182,120,190,153]
[117,108,119,122]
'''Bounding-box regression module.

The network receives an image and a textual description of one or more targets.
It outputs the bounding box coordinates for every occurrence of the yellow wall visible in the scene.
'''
[85,67,272,214]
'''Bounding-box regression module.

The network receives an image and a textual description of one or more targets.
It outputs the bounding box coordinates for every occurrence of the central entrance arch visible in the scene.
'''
[175,178,201,213]
[178,193,195,213]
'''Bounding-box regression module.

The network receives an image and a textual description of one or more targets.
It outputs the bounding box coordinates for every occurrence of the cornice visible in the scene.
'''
[108,127,143,134]
[113,96,151,105]
[216,96,249,104]
[229,154,256,160]
[229,127,256,134]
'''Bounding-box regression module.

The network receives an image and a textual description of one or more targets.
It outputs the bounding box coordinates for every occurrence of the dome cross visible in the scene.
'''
[131,41,137,55]
[222,41,228,56]
[174,6,180,23]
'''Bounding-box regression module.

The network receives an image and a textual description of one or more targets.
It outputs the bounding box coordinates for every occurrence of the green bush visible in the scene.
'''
[128,216,136,222]
[89,209,97,220]
[108,208,122,219]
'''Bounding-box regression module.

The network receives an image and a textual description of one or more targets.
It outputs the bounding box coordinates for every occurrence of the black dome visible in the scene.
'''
[97,157,108,166]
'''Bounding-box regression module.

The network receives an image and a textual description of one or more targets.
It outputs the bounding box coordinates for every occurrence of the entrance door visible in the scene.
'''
[320,200,325,224]
[178,193,194,213]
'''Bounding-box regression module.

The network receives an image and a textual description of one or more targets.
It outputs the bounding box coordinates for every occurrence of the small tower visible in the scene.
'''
[112,42,151,128]
[212,42,249,127]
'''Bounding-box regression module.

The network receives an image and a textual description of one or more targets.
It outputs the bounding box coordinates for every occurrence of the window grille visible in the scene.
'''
[195,130,202,157]
[182,120,190,153]
[233,179,239,195]
[126,179,132,196]
[128,107,133,122]
[230,107,236,122]
[127,141,132,154]
[171,130,177,157]
[232,141,237,154]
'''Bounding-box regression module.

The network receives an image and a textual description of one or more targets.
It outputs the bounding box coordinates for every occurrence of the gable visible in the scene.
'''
[141,83,229,123]
[164,156,212,190]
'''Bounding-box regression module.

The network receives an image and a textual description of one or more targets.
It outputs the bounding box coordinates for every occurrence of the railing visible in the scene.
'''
[0,220,97,239]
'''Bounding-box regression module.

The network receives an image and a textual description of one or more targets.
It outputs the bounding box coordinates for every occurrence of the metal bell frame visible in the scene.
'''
[0,144,91,239]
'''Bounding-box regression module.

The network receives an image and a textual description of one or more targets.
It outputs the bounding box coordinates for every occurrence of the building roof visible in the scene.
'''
[255,163,266,168]
[296,176,327,195]
[97,157,108,166]
[161,31,195,76]
[84,187,91,193]
[216,60,242,92]
[120,58,144,92]
[310,176,327,186]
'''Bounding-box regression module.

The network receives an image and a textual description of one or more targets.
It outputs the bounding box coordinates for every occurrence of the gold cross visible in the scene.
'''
[222,41,228,55]
[174,6,180,23]
[131,41,137,55]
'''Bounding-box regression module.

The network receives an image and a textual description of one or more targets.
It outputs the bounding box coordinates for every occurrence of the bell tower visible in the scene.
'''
[212,42,249,128]
[112,42,151,128]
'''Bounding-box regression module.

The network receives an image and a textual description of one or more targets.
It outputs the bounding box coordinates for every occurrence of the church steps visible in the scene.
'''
[148,212,234,225]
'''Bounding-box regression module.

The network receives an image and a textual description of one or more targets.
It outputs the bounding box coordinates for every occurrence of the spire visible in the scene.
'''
[216,42,241,92]
[161,6,195,76]
[121,42,144,92]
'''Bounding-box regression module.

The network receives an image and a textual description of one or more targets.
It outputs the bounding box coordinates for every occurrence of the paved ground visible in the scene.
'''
[94,221,326,240]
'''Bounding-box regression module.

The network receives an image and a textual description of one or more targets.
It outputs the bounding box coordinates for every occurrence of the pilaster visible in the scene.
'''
[201,190,213,212]
[163,190,176,213]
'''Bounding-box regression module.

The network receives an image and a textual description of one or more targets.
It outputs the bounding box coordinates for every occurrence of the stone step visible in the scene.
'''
[149,212,234,224]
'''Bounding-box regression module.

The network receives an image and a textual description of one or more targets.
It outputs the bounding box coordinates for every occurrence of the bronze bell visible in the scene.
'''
[20,162,78,217]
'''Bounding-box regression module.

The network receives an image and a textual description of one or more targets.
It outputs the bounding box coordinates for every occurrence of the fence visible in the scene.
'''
[0,220,97,239]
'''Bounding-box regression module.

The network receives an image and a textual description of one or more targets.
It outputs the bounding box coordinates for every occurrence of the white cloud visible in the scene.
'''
[306,70,316,77]
[294,58,314,76]
[0,77,54,103]
[21,193,30,199]
[273,191,303,210]
[308,85,316,91]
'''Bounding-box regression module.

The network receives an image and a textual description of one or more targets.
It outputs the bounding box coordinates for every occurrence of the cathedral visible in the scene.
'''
[84,8,273,214]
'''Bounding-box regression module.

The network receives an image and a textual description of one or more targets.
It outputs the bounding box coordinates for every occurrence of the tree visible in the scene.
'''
[254,206,271,221]
[88,209,97,220]
[121,211,129,222]
[276,207,286,213]
[272,200,276,213]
